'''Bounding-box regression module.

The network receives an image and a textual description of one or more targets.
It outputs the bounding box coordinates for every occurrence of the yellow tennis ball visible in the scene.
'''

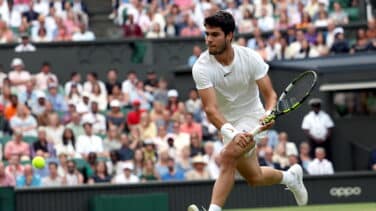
[32,156,46,169]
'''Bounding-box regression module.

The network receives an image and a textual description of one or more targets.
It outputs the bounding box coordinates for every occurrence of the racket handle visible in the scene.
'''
[250,125,263,136]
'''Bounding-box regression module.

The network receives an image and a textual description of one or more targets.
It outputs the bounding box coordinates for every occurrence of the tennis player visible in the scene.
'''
[189,11,308,211]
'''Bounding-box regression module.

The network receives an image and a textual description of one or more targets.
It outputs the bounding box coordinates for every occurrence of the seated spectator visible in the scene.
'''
[329,2,348,25]
[186,154,210,180]
[272,143,289,169]
[314,10,329,28]
[127,100,145,127]
[88,161,112,184]
[153,79,169,106]
[4,94,19,121]
[10,104,38,137]
[164,15,179,37]
[190,133,204,157]
[0,104,11,136]
[72,23,95,41]
[258,8,275,32]
[185,89,202,120]
[22,2,39,22]
[181,112,202,139]
[76,121,104,158]
[366,19,376,39]
[33,27,52,42]
[161,157,185,181]
[139,112,157,141]
[177,145,192,173]
[299,142,312,172]
[187,45,202,67]
[105,69,122,95]
[130,81,154,110]
[203,142,219,179]
[106,100,126,132]
[64,72,83,95]
[143,139,158,163]
[238,8,256,33]
[55,128,79,159]
[4,132,30,160]
[169,121,190,154]
[295,12,311,30]
[63,160,84,185]
[307,147,334,175]
[42,162,63,187]
[108,84,127,107]
[294,39,319,59]
[5,154,24,178]
[259,147,283,170]
[55,25,72,41]
[89,84,108,111]
[8,58,31,93]
[118,134,135,161]
[15,33,36,52]
[106,150,124,176]
[16,164,41,187]
[123,14,143,38]
[45,112,65,146]
[46,83,67,112]
[31,127,56,158]
[102,126,121,156]
[0,20,14,43]
[312,32,329,56]
[112,162,140,184]
[0,161,15,187]
[351,28,373,53]
[146,22,166,38]
[34,62,58,91]
[140,159,160,182]
[330,27,350,54]
[180,18,201,37]
[66,112,85,138]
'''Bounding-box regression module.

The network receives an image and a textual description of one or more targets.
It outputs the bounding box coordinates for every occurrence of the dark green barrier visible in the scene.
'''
[90,193,168,211]
[0,187,15,211]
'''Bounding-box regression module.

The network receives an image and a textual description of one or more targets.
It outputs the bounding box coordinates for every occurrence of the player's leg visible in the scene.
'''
[236,149,308,205]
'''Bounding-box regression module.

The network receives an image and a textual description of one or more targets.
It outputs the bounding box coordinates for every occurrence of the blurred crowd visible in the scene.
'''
[0,58,336,188]
[0,0,95,44]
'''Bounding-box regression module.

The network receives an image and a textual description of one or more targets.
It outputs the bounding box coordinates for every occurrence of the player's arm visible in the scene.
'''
[256,74,277,113]
[197,87,226,129]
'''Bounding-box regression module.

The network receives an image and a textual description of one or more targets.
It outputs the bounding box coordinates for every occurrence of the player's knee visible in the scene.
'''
[246,174,263,187]
[219,147,237,167]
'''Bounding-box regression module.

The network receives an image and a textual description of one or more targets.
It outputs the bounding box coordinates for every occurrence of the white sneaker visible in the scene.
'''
[187,204,206,211]
[286,164,308,206]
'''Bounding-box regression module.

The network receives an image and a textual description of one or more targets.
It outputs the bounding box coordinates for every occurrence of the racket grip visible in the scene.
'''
[250,125,263,136]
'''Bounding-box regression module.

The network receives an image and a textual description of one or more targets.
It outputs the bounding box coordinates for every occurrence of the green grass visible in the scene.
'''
[225,203,376,211]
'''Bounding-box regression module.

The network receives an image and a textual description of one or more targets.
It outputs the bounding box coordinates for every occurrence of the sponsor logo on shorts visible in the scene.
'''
[329,186,362,197]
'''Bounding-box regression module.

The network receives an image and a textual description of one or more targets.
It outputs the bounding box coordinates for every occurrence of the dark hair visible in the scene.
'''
[71,71,79,78]
[49,161,58,168]
[88,72,98,79]
[42,61,51,67]
[204,10,235,35]
[62,128,76,149]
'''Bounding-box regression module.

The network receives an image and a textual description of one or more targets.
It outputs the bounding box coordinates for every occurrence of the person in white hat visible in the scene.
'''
[8,58,32,92]
[111,162,140,184]
[185,154,210,180]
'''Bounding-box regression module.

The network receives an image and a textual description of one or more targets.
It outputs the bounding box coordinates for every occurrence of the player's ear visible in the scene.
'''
[227,31,234,42]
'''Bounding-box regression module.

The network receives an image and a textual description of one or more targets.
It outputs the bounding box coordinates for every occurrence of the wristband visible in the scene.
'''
[220,123,240,141]
[265,110,272,116]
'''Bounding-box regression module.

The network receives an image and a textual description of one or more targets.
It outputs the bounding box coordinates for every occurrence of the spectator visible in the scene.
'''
[76,121,104,158]
[4,132,30,160]
[55,128,78,159]
[112,162,140,184]
[15,33,36,52]
[180,17,202,37]
[102,125,121,156]
[314,9,329,27]
[10,104,38,136]
[34,62,58,91]
[164,14,179,37]
[203,142,220,179]
[82,101,106,134]
[330,2,348,25]
[107,150,124,176]
[146,22,166,38]
[64,72,83,95]
[5,154,24,178]
[238,8,256,34]
[139,112,157,140]
[161,157,185,181]
[0,161,15,187]
[188,45,202,67]
[0,20,14,43]
[122,71,138,104]
[88,161,112,184]
[307,147,334,175]
[130,80,154,110]
[118,134,136,161]
[258,7,275,32]
[132,148,144,176]
[123,14,143,37]
[17,80,38,109]
[153,78,169,106]
[63,160,84,185]
[143,70,159,93]
[0,104,11,136]
[185,89,202,119]
[106,100,126,131]
[105,69,121,95]
[66,112,85,138]
[4,94,19,121]
[42,162,63,187]
[72,23,95,41]
[140,159,160,182]
[304,0,319,18]
[8,58,32,92]
[330,27,350,54]
[259,147,283,170]
[351,28,373,53]
[108,84,127,106]
[127,100,145,127]
[83,72,106,95]
[311,32,329,56]
[177,145,192,173]
[366,19,376,39]
[143,139,158,163]
[45,112,65,146]
[302,98,334,160]
[299,141,312,172]
[89,83,107,111]
[16,164,41,187]
[31,127,56,158]
[33,27,52,42]
[46,83,67,112]
[186,154,210,180]
[180,112,202,139]
[0,0,10,25]
[296,12,311,30]
[294,39,319,59]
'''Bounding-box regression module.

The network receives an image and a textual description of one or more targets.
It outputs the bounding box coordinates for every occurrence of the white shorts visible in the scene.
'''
[222,111,267,155]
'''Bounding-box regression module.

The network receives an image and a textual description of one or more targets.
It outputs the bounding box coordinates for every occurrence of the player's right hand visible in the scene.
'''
[234,133,254,149]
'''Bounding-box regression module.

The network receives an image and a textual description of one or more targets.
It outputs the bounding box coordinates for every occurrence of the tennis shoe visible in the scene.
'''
[187,204,206,211]
[285,164,308,206]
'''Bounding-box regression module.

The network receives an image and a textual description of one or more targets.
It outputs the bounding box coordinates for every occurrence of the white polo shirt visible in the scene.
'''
[307,158,334,175]
[192,45,268,123]
[76,134,104,155]
[301,111,334,140]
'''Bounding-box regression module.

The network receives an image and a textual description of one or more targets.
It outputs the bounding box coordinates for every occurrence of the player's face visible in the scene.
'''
[205,26,232,55]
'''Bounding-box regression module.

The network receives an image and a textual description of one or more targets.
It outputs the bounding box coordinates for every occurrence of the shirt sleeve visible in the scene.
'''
[301,116,310,130]
[192,63,213,90]
[249,49,269,80]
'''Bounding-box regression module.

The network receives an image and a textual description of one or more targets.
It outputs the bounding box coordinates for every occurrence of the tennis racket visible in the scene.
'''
[251,70,318,136]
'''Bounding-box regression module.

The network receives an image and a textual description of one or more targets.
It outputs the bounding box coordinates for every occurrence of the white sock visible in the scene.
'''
[208,204,222,211]
[280,171,294,185]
